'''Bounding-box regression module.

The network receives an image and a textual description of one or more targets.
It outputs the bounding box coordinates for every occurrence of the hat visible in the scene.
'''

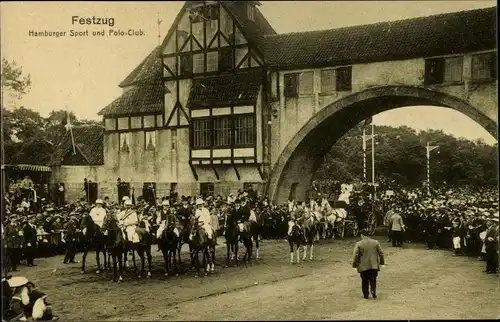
[8,276,29,288]
[124,200,132,206]
[122,196,130,201]
[195,198,204,206]
[95,199,103,204]
[161,200,170,206]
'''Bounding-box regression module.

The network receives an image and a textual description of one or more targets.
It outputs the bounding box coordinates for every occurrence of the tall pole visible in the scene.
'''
[426,141,439,195]
[371,123,375,186]
[362,128,367,182]
[157,13,162,46]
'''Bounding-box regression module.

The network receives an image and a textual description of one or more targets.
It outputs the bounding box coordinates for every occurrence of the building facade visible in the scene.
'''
[50,2,497,203]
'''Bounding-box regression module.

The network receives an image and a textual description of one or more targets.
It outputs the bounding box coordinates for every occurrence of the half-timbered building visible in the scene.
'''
[49,2,497,202]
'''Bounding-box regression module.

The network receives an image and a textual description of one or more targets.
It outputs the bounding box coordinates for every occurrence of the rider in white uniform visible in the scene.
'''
[89,199,106,228]
[194,198,214,240]
[117,199,139,241]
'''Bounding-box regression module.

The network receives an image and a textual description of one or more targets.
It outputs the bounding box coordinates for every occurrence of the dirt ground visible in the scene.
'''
[13,236,499,320]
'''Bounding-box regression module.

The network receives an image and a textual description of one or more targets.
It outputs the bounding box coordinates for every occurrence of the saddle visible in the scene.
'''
[237,221,252,233]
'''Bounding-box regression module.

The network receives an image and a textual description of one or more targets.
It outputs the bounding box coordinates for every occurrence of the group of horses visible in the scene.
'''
[287,199,349,264]
[77,205,264,282]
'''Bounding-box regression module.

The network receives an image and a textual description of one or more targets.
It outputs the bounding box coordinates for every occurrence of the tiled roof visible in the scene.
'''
[221,2,276,53]
[187,69,263,109]
[119,46,162,88]
[51,126,104,166]
[98,78,166,116]
[262,7,497,69]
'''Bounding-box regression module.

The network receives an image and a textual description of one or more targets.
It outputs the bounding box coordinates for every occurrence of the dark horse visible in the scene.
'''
[188,218,216,277]
[79,215,107,274]
[224,211,242,267]
[176,215,194,267]
[288,222,305,264]
[123,218,154,278]
[157,221,180,277]
[102,216,126,282]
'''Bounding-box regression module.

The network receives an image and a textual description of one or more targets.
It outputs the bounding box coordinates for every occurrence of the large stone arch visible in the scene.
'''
[265,85,498,204]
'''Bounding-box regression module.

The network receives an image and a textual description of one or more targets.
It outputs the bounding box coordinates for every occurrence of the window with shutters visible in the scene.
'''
[192,118,212,148]
[472,52,497,82]
[284,73,298,98]
[336,66,352,91]
[321,69,336,94]
[207,51,218,72]
[443,56,463,82]
[234,115,254,146]
[425,56,463,85]
[299,71,314,95]
[193,53,204,74]
[213,117,231,147]
[179,54,193,76]
[219,47,233,72]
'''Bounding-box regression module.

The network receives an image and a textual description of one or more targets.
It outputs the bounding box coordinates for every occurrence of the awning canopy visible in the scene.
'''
[2,164,52,172]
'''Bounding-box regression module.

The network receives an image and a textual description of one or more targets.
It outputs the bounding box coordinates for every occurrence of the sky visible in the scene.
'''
[1,1,497,145]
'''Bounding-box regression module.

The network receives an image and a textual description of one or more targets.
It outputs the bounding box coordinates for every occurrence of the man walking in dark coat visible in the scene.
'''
[63,215,78,264]
[22,217,38,267]
[4,218,22,271]
[352,228,385,299]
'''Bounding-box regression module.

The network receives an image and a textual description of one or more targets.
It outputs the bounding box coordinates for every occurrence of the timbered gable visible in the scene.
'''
[160,1,269,78]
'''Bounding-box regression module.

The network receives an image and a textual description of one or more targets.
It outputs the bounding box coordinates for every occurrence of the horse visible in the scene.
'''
[300,209,319,261]
[79,215,107,274]
[248,208,262,260]
[102,215,126,282]
[288,221,305,264]
[320,199,347,239]
[224,210,241,267]
[156,218,180,277]
[188,218,216,277]
[122,217,154,278]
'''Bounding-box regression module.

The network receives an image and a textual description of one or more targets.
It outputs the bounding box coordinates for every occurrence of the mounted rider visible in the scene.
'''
[89,199,106,229]
[117,199,140,242]
[194,198,215,240]
[156,199,179,239]
[288,201,306,236]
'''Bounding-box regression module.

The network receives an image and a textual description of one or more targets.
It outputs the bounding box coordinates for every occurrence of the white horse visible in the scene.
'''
[320,198,348,239]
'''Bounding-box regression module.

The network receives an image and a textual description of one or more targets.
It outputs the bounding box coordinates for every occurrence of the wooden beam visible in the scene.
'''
[190,163,199,181]
[233,166,240,181]
[213,167,219,180]
[257,165,264,181]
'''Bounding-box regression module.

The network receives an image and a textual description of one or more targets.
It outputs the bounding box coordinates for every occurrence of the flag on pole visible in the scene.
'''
[65,110,77,155]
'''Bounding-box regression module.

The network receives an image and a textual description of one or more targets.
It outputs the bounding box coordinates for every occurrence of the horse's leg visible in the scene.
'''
[302,236,307,261]
[131,247,137,272]
[210,245,215,273]
[117,249,124,282]
[95,249,101,274]
[112,251,117,282]
[146,246,152,278]
[194,250,199,277]
[177,242,182,264]
[204,247,209,276]
[296,243,300,263]
[226,239,231,267]
[234,241,239,266]
[309,237,314,261]
[81,246,88,273]
[288,239,294,263]
[254,232,260,260]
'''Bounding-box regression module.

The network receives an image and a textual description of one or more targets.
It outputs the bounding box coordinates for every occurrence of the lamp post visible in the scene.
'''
[426,141,439,195]
[362,124,377,199]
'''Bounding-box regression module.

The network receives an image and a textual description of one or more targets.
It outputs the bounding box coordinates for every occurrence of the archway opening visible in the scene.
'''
[266,86,497,204]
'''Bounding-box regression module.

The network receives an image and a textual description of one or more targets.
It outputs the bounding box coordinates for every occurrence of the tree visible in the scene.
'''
[1,58,31,106]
